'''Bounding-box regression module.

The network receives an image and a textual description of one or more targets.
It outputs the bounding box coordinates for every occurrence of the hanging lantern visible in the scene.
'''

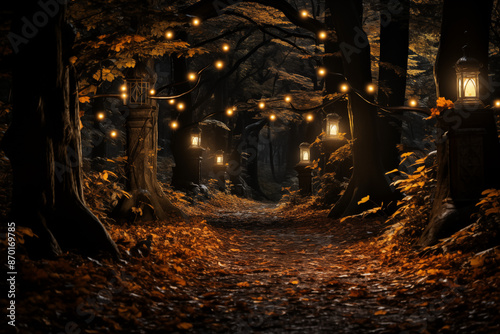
[299,142,311,164]
[455,46,483,107]
[190,126,202,148]
[325,113,341,139]
[215,150,224,166]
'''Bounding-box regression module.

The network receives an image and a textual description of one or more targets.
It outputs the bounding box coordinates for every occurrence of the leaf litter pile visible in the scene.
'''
[2,194,498,334]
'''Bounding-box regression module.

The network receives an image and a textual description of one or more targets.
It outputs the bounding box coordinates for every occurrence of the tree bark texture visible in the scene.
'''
[327,0,396,218]
[2,1,119,258]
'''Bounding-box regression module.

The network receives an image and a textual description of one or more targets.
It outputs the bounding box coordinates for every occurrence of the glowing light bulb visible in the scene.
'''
[340,84,349,92]
[149,89,156,95]
[318,31,327,40]
[170,120,179,129]
[226,108,234,116]
[301,10,308,18]
[177,102,185,111]
[285,95,292,103]
[269,114,276,121]
[192,18,200,26]
[494,100,500,108]
[215,60,224,69]
[120,85,127,91]
[121,93,127,99]
[366,84,375,93]
[96,112,105,120]
[258,102,265,109]
[318,67,326,77]
[169,99,176,105]
[188,72,197,81]
[110,130,118,138]
[409,99,418,107]
[222,43,230,52]
[306,114,313,122]
[165,30,174,39]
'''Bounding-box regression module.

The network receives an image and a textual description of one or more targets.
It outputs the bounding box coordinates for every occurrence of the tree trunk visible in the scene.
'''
[114,61,187,222]
[420,0,497,247]
[434,0,492,101]
[377,0,410,172]
[327,0,396,218]
[2,1,119,258]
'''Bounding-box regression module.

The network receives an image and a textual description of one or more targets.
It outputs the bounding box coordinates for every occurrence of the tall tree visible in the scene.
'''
[327,0,396,218]
[2,1,119,258]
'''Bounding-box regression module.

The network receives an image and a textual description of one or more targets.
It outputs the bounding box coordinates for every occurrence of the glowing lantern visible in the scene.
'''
[326,113,340,139]
[299,142,311,164]
[215,150,224,166]
[455,46,483,107]
[190,127,202,148]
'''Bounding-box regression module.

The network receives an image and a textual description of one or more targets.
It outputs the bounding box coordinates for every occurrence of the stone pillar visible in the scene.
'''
[294,163,312,195]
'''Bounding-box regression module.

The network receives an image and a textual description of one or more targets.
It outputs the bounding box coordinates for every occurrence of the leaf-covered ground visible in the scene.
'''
[3,201,499,333]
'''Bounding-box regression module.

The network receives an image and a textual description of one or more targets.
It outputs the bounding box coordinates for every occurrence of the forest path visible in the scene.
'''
[183,202,473,333]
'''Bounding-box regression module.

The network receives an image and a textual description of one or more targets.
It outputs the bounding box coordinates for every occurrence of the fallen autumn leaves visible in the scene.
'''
[2,201,498,333]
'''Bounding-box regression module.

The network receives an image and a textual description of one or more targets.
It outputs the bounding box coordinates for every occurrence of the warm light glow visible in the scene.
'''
[329,124,338,136]
[306,114,314,122]
[285,95,292,103]
[188,72,197,81]
[192,18,201,26]
[191,135,200,146]
[258,102,266,109]
[226,108,234,116]
[165,30,174,39]
[177,102,185,111]
[169,99,176,105]
[96,112,105,120]
[269,114,276,121]
[216,155,224,165]
[302,150,309,162]
[409,99,418,107]
[318,67,326,77]
[110,130,118,138]
[318,31,327,40]
[121,93,127,99]
[300,10,308,18]
[494,100,500,108]
[149,89,156,95]
[366,84,375,93]
[215,60,224,69]
[170,120,179,129]
[120,85,127,91]
[222,43,230,52]
[340,84,349,92]
[464,78,477,97]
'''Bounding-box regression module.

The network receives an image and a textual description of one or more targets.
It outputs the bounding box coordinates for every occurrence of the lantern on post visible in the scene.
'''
[190,126,202,148]
[299,142,311,164]
[295,142,312,194]
[124,62,156,106]
[455,46,484,107]
[215,150,224,166]
[325,113,341,139]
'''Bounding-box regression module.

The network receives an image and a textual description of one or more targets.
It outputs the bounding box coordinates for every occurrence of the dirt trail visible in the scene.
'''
[183,203,498,333]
